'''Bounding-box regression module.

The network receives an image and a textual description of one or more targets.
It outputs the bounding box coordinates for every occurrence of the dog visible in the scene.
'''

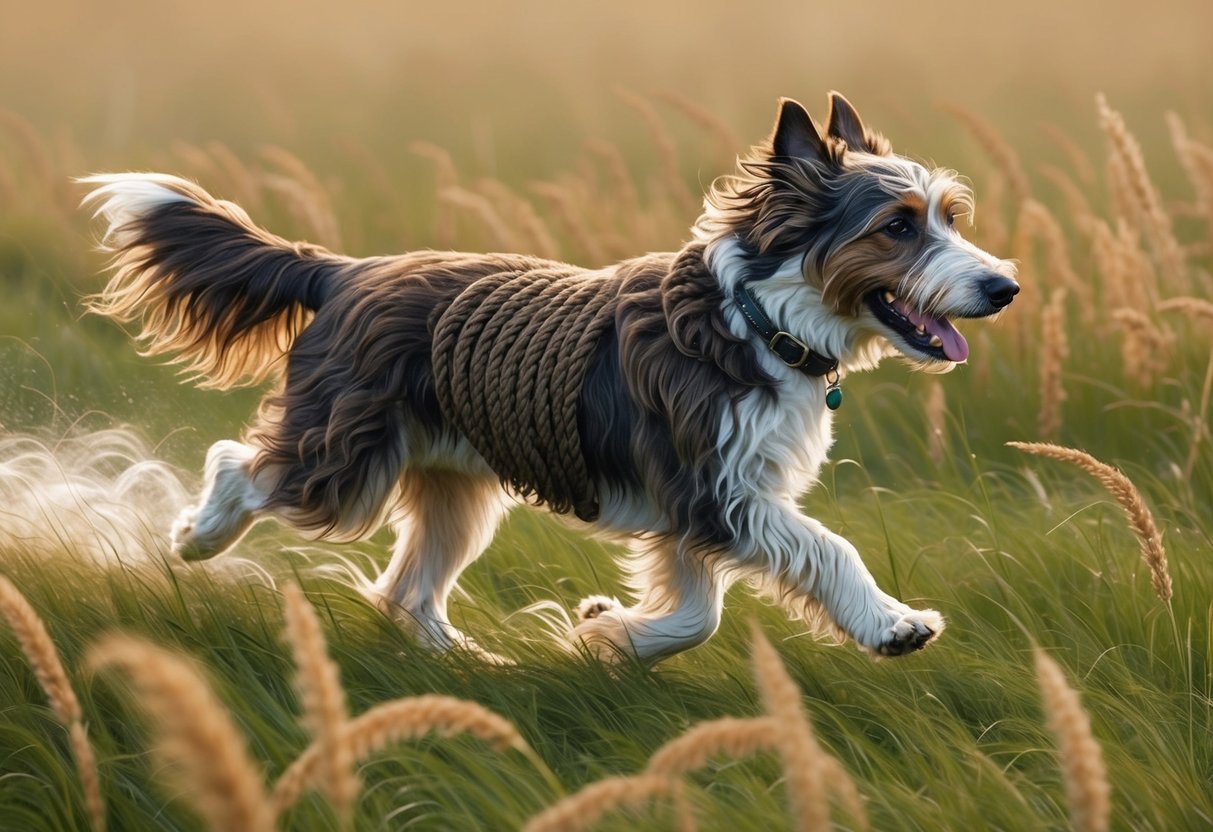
[82,93,1017,663]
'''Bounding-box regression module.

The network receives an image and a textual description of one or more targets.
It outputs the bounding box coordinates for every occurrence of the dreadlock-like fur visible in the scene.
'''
[81,92,1017,662]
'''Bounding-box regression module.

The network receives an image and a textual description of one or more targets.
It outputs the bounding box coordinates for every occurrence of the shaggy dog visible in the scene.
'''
[83,93,1017,663]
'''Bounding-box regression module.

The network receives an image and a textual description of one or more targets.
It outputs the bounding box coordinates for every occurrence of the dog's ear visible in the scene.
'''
[826,91,891,155]
[771,98,829,164]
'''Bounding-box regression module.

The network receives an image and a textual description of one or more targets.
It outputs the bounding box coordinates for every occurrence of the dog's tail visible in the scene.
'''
[80,173,348,389]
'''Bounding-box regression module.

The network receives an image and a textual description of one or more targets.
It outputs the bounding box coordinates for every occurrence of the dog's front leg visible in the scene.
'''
[739,499,943,656]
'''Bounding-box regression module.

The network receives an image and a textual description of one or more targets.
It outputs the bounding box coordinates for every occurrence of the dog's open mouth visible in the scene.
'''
[866,290,968,362]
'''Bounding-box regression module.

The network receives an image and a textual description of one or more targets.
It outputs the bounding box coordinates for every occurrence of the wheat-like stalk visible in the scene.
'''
[1038,164,1097,235]
[942,104,1030,202]
[613,87,694,208]
[1034,649,1111,832]
[969,169,1010,255]
[645,716,781,777]
[1019,199,1090,326]
[410,140,459,246]
[259,146,343,250]
[1019,200,1081,290]
[86,635,273,832]
[1105,150,1139,229]
[1158,297,1213,476]
[1040,122,1098,187]
[207,140,263,214]
[1096,95,1187,290]
[1038,288,1069,440]
[476,178,562,259]
[0,577,105,832]
[1111,308,1174,388]
[653,90,741,154]
[750,622,855,832]
[281,583,356,826]
[272,694,526,814]
[672,782,698,832]
[530,181,607,265]
[1158,295,1213,321]
[583,139,641,233]
[1165,112,1213,245]
[439,186,516,250]
[259,172,343,252]
[1006,442,1172,601]
[1090,221,1133,312]
[522,773,675,832]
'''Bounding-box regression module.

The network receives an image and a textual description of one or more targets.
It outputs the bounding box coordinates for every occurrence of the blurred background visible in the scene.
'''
[4,0,1212,186]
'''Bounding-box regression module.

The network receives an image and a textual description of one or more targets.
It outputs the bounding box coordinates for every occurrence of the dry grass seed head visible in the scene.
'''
[86,635,273,832]
[653,90,742,155]
[272,694,526,815]
[1111,308,1174,388]
[645,716,781,777]
[1038,288,1069,440]
[942,103,1030,202]
[749,622,866,832]
[281,583,357,824]
[613,86,694,208]
[529,181,607,265]
[409,140,459,246]
[476,178,561,259]
[1038,164,1098,236]
[1039,122,1099,187]
[1006,442,1172,601]
[0,576,81,724]
[1096,94,1187,291]
[1034,649,1111,832]
[439,186,516,251]
[0,577,105,832]
[522,773,675,832]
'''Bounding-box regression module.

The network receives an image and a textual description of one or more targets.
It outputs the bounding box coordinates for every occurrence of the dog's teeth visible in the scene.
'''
[929,335,942,347]
[884,291,896,304]
[915,325,926,335]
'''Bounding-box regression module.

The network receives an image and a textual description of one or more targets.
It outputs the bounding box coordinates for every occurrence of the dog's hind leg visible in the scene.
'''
[571,539,730,663]
[369,470,509,658]
[171,440,270,560]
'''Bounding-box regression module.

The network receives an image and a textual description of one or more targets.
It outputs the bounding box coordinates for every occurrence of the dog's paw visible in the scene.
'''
[169,505,204,560]
[576,595,621,621]
[874,608,944,657]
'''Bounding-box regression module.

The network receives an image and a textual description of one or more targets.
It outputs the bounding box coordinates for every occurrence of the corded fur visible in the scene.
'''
[432,269,621,521]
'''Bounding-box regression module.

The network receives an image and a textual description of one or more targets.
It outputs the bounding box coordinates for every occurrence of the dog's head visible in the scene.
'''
[701,93,1018,371]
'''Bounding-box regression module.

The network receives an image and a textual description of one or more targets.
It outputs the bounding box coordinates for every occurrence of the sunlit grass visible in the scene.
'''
[1,53,1211,830]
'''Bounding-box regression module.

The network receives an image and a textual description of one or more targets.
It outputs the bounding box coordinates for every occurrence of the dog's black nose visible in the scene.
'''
[982,275,1020,309]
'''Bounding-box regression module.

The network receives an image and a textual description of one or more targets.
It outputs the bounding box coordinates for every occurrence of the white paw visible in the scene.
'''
[576,594,621,621]
[570,607,635,662]
[169,505,204,560]
[873,608,944,657]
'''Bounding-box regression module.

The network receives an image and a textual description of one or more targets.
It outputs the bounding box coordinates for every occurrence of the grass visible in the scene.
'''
[2,16,1213,827]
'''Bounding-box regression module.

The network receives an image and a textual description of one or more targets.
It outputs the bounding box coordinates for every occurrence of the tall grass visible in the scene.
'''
[0,60,1211,831]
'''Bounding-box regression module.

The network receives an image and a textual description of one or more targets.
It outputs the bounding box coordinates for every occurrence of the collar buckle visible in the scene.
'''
[768,330,812,369]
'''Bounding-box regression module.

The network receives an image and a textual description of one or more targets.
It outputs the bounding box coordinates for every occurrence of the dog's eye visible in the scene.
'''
[883,217,916,238]
[946,212,956,227]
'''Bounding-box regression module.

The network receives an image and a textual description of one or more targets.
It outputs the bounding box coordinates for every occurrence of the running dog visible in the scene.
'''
[83,93,1018,662]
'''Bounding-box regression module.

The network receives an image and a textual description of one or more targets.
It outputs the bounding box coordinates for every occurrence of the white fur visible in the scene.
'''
[79,173,194,246]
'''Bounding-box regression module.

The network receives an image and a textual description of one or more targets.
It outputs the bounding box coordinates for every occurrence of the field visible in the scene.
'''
[1,1,1212,829]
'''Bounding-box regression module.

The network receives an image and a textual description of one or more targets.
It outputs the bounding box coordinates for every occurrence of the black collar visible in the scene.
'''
[732,284,839,378]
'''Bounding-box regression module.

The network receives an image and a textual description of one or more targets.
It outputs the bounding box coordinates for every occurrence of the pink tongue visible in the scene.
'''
[893,300,970,362]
